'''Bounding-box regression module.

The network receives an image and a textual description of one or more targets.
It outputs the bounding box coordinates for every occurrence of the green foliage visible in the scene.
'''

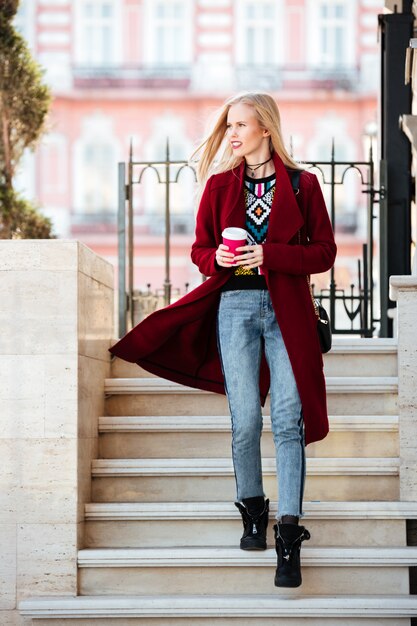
[0,184,53,238]
[0,1,53,238]
[0,0,19,21]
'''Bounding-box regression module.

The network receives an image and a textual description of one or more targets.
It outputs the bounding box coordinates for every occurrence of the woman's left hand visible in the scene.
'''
[234,244,264,269]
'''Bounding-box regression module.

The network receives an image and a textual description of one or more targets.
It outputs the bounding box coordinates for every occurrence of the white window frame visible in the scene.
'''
[306,0,357,69]
[74,0,122,66]
[73,113,120,215]
[235,0,284,66]
[143,0,193,66]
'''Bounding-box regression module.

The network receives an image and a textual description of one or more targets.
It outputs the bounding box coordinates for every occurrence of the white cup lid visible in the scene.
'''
[222,227,248,240]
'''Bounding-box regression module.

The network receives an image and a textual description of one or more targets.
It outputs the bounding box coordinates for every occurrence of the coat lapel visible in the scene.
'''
[221,161,246,230]
[218,152,304,242]
[267,153,304,243]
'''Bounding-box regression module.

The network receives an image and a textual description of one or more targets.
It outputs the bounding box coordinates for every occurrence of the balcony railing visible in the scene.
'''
[72,63,359,91]
[236,64,360,92]
[72,64,192,89]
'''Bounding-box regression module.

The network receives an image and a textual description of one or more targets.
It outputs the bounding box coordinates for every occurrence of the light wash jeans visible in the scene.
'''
[217,289,306,518]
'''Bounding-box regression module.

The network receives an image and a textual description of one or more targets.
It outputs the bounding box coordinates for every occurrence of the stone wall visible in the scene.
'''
[390,275,417,501]
[0,241,114,625]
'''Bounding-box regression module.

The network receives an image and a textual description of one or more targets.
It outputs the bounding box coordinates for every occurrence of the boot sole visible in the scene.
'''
[240,540,267,551]
[274,575,302,588]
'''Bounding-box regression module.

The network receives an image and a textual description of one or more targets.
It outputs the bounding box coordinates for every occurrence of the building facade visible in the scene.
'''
[15,0,383,293]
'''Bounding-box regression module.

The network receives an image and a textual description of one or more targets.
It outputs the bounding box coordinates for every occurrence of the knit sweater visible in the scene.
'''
[222,172,275,291]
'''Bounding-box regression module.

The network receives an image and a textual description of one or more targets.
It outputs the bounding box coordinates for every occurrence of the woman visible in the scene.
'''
[110,92,336,589]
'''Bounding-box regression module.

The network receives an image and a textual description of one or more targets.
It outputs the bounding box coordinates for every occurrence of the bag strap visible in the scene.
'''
[289,169,301,195]
[291,170,320,320]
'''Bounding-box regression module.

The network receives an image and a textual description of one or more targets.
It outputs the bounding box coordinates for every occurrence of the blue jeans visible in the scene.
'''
[217,289,305,519]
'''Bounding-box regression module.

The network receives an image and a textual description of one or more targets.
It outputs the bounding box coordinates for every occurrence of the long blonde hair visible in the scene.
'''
[191,92,299,190]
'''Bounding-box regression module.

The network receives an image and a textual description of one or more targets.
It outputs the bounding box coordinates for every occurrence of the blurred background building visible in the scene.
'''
[14,0,383,293]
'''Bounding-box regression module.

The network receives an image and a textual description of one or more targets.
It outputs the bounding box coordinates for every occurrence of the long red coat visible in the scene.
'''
[110,152,337,445]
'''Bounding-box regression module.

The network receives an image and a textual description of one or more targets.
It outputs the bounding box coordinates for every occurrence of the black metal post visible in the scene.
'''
[164,140,172,306]
[117,162,127,338]
[379,8,413,336]
[128,141,134,329]
[329,140,336,333]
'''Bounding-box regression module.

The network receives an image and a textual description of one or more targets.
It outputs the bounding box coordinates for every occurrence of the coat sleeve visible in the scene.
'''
[262,175,337,275]
[191,175,223,277]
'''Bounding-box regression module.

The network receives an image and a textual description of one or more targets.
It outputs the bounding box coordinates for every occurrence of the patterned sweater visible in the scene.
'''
[222,172,275,291]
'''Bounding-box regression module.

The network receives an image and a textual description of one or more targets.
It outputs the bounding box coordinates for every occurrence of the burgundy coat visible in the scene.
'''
[110,152,337,445]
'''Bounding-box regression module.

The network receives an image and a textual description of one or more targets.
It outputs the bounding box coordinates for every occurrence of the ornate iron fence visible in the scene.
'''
[117,141,385,338]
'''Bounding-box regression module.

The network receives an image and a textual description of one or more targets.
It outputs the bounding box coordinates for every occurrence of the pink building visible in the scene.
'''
[15,0,383,293]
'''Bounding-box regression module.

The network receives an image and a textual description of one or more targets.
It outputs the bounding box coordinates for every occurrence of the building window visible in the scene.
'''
[81,142,116,213]
[307,0,356,69]
[73,129,118,218]
[75,0,120,66]
[235,0,283,89]
[144,0,192,66]
[319,2,346,66]
[241,2,277,65]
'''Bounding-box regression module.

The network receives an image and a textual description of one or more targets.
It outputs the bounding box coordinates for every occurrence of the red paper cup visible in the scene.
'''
[222,228,247,264]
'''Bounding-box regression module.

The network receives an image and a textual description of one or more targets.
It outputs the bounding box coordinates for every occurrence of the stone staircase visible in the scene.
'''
[20,338,417,624]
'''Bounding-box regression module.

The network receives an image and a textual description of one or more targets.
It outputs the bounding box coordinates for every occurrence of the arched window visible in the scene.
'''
[73,114,119,219]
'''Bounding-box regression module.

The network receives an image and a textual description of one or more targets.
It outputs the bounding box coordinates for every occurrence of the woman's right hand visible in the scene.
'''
[215,243,235,267]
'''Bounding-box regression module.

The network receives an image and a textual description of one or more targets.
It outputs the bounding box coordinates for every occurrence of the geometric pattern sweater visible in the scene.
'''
[222,172,276,291]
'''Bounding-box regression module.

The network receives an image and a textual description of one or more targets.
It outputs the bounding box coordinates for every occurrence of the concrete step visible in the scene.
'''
[85,501,416,549]
[91,458,399,503]
[19,594,417,625]
[98,415,399,459]
[92,457,399,476]
[105,376,398,395]
[105,377,398,417]
[99,415,399,433]
[77,546,417,596]
[110,337,398,379]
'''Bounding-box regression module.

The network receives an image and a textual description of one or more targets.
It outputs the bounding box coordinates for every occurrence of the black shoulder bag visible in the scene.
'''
[290,169,332,354]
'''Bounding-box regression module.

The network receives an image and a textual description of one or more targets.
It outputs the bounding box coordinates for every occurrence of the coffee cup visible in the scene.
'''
[222,227,248,264]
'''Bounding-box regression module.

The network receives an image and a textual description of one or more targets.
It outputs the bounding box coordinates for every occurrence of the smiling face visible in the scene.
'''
[226,102,271,163]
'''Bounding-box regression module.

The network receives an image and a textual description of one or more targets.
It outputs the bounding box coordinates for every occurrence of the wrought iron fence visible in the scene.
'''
[117,141,384,339]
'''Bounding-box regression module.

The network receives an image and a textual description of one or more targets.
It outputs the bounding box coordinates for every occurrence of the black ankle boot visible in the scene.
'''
[273,522,310,587]
[234,498,269,550]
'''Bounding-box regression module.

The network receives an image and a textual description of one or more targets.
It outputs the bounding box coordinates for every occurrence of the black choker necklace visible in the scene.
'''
[245,156,272,178]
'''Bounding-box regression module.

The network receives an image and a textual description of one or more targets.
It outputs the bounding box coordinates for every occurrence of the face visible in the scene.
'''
[226,102,270,160]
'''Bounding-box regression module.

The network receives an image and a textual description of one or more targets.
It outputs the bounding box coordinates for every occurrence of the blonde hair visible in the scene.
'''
[191,92,299,190]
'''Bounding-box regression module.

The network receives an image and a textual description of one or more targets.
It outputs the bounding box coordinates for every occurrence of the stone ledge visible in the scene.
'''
[76,545,417,567]
[18,594,417,618]
[84,500,417,521]
[98,414,398,432]
[91,457,399,477]
[389,275,417,300]
[105,376,399,395]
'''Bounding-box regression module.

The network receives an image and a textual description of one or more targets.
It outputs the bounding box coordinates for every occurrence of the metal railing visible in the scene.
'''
[117,141,384,338]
